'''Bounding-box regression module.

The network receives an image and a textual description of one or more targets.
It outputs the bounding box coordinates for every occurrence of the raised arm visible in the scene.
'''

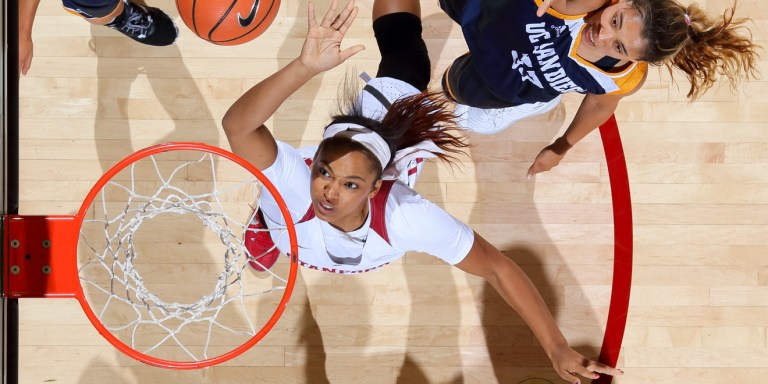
[19,0,41,75]
[221,0,364,170]
[536,0,612,17]
[456,233,624,383]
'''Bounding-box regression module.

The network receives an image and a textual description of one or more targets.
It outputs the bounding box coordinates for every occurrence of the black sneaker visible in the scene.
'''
[107,0,178,46]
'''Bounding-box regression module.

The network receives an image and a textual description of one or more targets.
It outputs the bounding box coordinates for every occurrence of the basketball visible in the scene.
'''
[175,0,280,45]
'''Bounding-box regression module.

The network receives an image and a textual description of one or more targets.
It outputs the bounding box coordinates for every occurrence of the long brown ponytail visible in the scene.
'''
[631,0,760,99]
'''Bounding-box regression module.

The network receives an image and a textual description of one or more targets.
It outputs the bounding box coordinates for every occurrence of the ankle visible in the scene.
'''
[89,0,126,26]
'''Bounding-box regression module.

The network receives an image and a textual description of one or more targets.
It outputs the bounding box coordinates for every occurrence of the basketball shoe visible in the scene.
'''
[453,96,562,134]
[245,212,281,272]
[106,0,178,46]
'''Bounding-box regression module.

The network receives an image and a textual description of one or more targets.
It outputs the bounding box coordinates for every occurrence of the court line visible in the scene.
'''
[594,114,633,384]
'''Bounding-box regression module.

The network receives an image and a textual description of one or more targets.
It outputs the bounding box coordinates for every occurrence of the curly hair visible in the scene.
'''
[630,0,760,99]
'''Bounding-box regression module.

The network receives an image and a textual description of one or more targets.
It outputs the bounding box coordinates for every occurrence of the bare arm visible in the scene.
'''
[526,92,620,177]
[221,0,364,170]
[527,67,647,177]
[536,0,611,17]
[455,233,624,383]
[223,59,317,170]
[19,0,41,75]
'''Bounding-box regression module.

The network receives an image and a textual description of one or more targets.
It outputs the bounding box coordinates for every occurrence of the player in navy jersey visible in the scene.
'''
[441,0,759,177]
[223,0,624,381]
[19,0,178,75]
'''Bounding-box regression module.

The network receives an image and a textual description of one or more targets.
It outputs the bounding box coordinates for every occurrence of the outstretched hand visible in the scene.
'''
[300,0,365,75]
[550,345,623,384]
[526,145,565,178]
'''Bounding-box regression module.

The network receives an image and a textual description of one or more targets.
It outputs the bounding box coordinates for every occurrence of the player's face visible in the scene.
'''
[310,145,382,232]
[580,1,646,62]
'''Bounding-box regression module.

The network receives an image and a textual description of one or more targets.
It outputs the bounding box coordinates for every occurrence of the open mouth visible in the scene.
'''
[315,200,335,216]
[585,24,597,47]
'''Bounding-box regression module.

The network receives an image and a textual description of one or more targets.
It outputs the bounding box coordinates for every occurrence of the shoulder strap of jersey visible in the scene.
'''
[297,158,395,244]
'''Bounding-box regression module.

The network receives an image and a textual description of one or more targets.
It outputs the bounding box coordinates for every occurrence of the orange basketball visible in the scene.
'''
[176,0,280,45]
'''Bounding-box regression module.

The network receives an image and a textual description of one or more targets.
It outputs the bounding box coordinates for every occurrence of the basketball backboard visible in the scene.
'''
[2,1,21,383]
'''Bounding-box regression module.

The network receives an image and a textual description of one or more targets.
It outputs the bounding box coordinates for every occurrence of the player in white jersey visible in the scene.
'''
[441,0,759,178]
[222,0,624,382]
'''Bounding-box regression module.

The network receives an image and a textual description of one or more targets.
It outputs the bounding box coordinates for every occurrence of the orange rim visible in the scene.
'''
[74,142,299,369]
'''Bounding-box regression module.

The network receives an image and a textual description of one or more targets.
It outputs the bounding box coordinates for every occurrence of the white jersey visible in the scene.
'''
[257,77,476,274]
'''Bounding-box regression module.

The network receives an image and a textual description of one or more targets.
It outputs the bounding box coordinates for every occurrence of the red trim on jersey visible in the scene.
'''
[407,158,424,176]
[367,180,395,243]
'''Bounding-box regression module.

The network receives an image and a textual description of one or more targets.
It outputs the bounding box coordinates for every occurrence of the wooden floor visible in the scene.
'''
[16,0,768,383]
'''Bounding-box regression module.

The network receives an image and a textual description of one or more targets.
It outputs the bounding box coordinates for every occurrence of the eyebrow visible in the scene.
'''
[316,160,369,182]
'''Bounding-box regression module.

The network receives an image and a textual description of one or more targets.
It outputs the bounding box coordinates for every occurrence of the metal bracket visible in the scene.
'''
[3,215,79,298]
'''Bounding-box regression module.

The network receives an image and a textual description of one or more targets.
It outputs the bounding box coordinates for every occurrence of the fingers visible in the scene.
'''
[559,361,624,384]
[526,154,547,179]
[20,59,31,76]
[307,0,317,29]
[310,0,358,34]
[551,346,623,384]
[559,368,581,384]
[338,44,366,62]
[332,0,358,34]
[527,158,548,179]
[574,365,600,381]
[19,39,33,76]
[300,0,364,71]
[559,367,596,384]
[321,0,340,28]
[526,164,538,180]
[527,143,567,178]
[536,0,552,17]
[587,361,624,377]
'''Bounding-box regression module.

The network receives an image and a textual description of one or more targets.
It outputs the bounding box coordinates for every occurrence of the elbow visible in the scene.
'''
[221,108,241,139]
[591,94,622,113]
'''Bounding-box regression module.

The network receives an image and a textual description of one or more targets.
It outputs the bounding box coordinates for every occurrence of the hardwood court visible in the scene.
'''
[16,0,768,383]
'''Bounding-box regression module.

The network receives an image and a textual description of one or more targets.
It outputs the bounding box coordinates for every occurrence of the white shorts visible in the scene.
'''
[454,96,562,134]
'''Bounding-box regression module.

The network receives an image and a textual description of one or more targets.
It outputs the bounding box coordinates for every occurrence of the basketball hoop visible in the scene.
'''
[3,142,299,369]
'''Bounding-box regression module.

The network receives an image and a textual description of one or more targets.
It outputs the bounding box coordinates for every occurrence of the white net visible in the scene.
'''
[77,148,296,366]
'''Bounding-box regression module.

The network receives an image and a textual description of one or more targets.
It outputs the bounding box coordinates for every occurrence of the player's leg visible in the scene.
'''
[436,0,561,133]
[371,0,430,91]
[368,0,430,187]
[373,0,421,20]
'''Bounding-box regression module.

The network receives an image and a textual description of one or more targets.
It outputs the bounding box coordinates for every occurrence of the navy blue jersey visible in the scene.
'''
[455,0,646,105]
